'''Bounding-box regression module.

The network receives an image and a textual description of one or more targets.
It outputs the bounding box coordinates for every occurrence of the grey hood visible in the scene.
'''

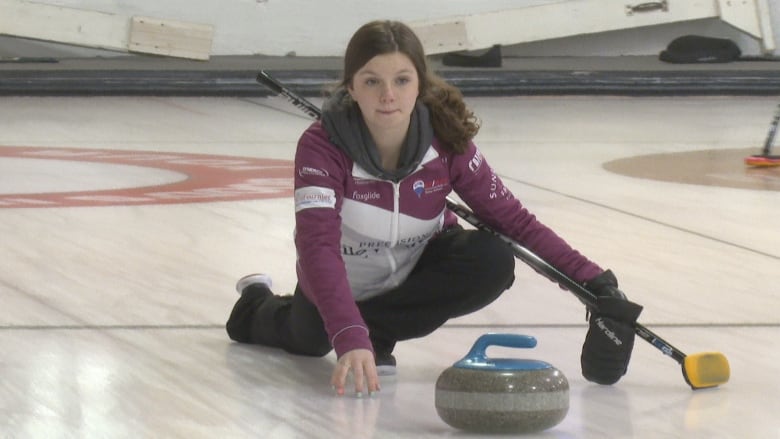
[321,88,433,182]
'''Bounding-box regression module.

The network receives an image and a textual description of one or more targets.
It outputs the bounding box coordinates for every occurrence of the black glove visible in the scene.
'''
[580,270,643,385]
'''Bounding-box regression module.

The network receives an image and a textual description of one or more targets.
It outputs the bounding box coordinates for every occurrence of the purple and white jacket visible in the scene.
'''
[292,120,603,358]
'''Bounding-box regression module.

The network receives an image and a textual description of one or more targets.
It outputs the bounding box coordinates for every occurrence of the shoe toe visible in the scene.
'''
[235,273,273,294]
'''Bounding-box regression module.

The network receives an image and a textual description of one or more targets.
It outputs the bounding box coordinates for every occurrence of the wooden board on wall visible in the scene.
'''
[0,0,214,59]
[128,16,213,60]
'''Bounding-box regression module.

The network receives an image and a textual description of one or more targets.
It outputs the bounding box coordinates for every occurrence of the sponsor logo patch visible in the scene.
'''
[294,186,336,211]
[413,180,425,197]
[412,178,449,198]
[352,191,380,202]
[468,149,484,173]
[298,166,329,177]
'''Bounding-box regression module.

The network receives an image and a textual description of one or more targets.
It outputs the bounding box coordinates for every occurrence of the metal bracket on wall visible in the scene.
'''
[625,1,668,16]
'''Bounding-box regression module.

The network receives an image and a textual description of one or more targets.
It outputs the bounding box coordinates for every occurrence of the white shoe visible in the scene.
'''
[376,365,397,376]
[235,273,273,295]
[375,352,397,376]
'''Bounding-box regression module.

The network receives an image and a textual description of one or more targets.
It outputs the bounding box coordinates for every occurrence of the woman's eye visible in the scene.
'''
[365,78,378,86]
[396,77,410,85]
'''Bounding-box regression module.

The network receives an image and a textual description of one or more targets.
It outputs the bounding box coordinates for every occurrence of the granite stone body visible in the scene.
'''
[434,334,569,434]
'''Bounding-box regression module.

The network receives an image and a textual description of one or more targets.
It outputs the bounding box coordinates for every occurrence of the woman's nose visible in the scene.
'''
[380,84,394,102]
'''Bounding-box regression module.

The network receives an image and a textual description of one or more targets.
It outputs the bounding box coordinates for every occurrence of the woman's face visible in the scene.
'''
[348,52,420,135]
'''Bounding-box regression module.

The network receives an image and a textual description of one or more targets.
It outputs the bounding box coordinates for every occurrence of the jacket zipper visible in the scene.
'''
[387,182,401,273]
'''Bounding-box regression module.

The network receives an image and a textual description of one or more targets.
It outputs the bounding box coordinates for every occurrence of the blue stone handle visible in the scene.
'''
[460,333,537,364]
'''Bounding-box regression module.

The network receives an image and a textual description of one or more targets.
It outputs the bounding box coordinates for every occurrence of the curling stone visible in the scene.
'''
[435,333,569,434]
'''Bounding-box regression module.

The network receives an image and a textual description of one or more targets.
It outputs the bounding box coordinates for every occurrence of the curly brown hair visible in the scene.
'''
[339,20,480,153]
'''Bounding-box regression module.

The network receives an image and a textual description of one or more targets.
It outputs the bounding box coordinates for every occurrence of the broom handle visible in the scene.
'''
[761,103,780,156]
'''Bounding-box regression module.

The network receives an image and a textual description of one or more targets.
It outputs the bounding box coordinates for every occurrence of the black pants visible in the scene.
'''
[226,227,516,357]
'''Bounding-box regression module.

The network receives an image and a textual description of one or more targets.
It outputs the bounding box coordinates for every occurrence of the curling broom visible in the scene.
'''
[745,103,780,167]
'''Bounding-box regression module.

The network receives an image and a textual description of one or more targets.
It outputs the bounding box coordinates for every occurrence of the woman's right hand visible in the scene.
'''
[330,348,381,397]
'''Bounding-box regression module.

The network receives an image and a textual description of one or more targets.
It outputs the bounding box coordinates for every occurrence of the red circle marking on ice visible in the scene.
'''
[0,146,294,208]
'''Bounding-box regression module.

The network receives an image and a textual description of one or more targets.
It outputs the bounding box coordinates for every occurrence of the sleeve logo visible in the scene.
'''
[298,166,329,177]
[468,149,484,173]
[295,186,336,211]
